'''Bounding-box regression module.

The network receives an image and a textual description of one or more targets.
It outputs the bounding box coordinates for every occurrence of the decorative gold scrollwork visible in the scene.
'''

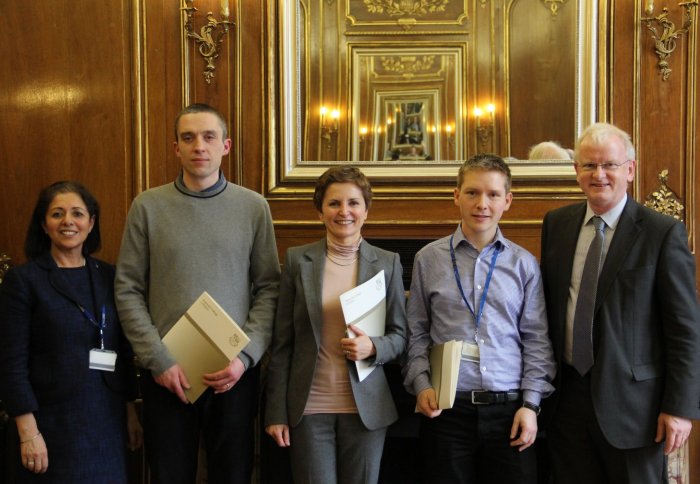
[363,0,450,17]
[381,56,436,74]
[181,0,235,85]
[642,1,698,81]
[542,0,569,16]
[0,252,11,285]
[644,169,685,221]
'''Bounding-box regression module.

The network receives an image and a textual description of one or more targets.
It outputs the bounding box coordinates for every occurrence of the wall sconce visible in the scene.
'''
[320,106,340,146]
[359,126,368,143]
[474,103,495,148]
[642,1,698,81]
[445,124,455,146]
[182,0,235,84]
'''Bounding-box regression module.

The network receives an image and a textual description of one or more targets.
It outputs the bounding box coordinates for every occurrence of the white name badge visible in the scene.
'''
[89,349,117,372]
[461,341,480,364]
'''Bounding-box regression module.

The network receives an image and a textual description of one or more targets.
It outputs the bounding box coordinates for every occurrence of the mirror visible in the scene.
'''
[270,0,598,189]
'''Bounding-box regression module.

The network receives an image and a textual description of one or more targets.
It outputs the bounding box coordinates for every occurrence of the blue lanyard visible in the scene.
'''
[449,234,501,341]
[76,304,106,350]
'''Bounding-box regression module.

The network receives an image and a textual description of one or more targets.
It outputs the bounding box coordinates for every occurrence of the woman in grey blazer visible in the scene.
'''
[265,166,407,484]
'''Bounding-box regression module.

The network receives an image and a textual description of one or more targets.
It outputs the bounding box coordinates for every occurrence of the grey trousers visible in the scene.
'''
[289,413,387,484]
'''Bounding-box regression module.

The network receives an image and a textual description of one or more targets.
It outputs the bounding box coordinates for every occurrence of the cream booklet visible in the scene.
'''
[162,291,249,403]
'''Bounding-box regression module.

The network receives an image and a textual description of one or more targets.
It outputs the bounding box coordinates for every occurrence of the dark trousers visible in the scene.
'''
[419,396,537,484]
[141,365,260,484]
[548,364,667,484]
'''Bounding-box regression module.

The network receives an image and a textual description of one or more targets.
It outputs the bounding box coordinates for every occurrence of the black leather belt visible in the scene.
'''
[457,390,522,405]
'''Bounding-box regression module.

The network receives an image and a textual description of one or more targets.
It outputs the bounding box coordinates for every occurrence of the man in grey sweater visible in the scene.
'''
[115,103,280,484]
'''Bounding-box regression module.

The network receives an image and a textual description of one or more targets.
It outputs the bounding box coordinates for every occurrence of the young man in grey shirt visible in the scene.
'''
[115,103,280,484]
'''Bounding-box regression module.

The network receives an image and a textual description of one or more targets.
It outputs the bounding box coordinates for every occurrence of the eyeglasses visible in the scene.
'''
[577,160,631,172]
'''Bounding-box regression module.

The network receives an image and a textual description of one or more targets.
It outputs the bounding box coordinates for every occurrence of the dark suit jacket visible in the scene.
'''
[541,198,700,449]
[265,239,407,431]
[0,253,135,417]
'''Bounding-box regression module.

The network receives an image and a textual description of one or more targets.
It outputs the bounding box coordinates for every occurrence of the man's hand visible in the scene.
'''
[341,325,377,361]
[656,412,692,455]
[509,407,538,451]
[416,388,442,418]
[154,364,191,404]
[265,424,291,447]
[203,357,246,394]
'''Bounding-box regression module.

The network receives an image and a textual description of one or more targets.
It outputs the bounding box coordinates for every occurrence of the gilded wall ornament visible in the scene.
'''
[363,0,450,17]
[644,169,685,221]
[642,1,698,81]
[542,0,569,16]
[0,252,11,285]
[381,55,436,74]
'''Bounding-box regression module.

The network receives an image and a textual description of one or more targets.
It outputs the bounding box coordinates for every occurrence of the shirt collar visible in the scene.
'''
[584,193,626,230]
[453,224,508,252]
[174,170,228,198]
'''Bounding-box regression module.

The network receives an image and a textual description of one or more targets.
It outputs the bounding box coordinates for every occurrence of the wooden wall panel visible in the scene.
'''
[0,0,135,265]
[0,0,698,481]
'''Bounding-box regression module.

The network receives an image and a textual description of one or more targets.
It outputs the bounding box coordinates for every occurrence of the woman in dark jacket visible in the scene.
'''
[0,181,141,483]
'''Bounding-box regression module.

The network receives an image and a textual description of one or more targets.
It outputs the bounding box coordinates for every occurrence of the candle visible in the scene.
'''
[320,106,328,128]
[473,107,483,127]
[486,103,495,122]
[644,0,654,15]
[221,0,229,18]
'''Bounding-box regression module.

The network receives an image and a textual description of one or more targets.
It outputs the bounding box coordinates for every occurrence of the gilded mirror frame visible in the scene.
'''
[267,0,599,195]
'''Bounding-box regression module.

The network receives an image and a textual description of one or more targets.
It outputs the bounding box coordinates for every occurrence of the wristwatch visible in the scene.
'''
[522,401,541,415]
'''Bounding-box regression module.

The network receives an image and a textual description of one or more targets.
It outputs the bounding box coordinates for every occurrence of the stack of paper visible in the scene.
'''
[429,340,462,409]
[339,270,386,382]
[162,291,250,402]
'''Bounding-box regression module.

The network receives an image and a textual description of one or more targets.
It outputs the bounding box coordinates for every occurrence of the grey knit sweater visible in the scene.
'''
[115,173,280,375]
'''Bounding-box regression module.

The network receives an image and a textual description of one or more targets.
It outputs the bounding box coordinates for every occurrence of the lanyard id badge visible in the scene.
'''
[449,234,501,359]
[78,304,118,372]
[89,348,117,372]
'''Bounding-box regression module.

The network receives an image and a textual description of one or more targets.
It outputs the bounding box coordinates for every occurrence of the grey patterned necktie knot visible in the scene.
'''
[572,216,606,376]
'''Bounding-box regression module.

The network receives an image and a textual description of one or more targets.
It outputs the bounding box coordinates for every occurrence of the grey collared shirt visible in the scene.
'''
[403,226,556,405]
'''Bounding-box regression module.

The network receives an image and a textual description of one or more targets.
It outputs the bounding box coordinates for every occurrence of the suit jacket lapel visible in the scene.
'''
[357,240,380,285]
[39,253,83,307]
[595,198,640,312]
[41,253,106,314]
[299,240,327,345]
[554,204,587,325]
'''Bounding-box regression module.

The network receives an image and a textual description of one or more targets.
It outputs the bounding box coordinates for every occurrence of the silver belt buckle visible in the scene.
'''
[470,390,488,405]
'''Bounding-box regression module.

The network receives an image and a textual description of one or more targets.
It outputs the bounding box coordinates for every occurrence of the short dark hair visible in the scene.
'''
[457,153,512,192]
[313,165,373,212]
[174,103,228,141]
[25,181,101,259]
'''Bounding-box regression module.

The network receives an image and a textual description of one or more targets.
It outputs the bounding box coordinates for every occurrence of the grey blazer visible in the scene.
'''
[541,198,700,449]
[265,239,407,430]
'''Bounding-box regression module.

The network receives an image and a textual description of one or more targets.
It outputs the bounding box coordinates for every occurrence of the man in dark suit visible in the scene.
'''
[540,122,700,483]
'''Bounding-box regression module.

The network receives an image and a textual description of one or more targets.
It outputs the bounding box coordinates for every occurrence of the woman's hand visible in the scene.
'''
[126,401,144,450]
[265,424,291,447]
[341,325,377,361]
[15,413,48,474]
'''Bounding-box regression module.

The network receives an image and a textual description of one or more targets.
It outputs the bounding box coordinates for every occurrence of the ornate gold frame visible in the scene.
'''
[268,0,600,194]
